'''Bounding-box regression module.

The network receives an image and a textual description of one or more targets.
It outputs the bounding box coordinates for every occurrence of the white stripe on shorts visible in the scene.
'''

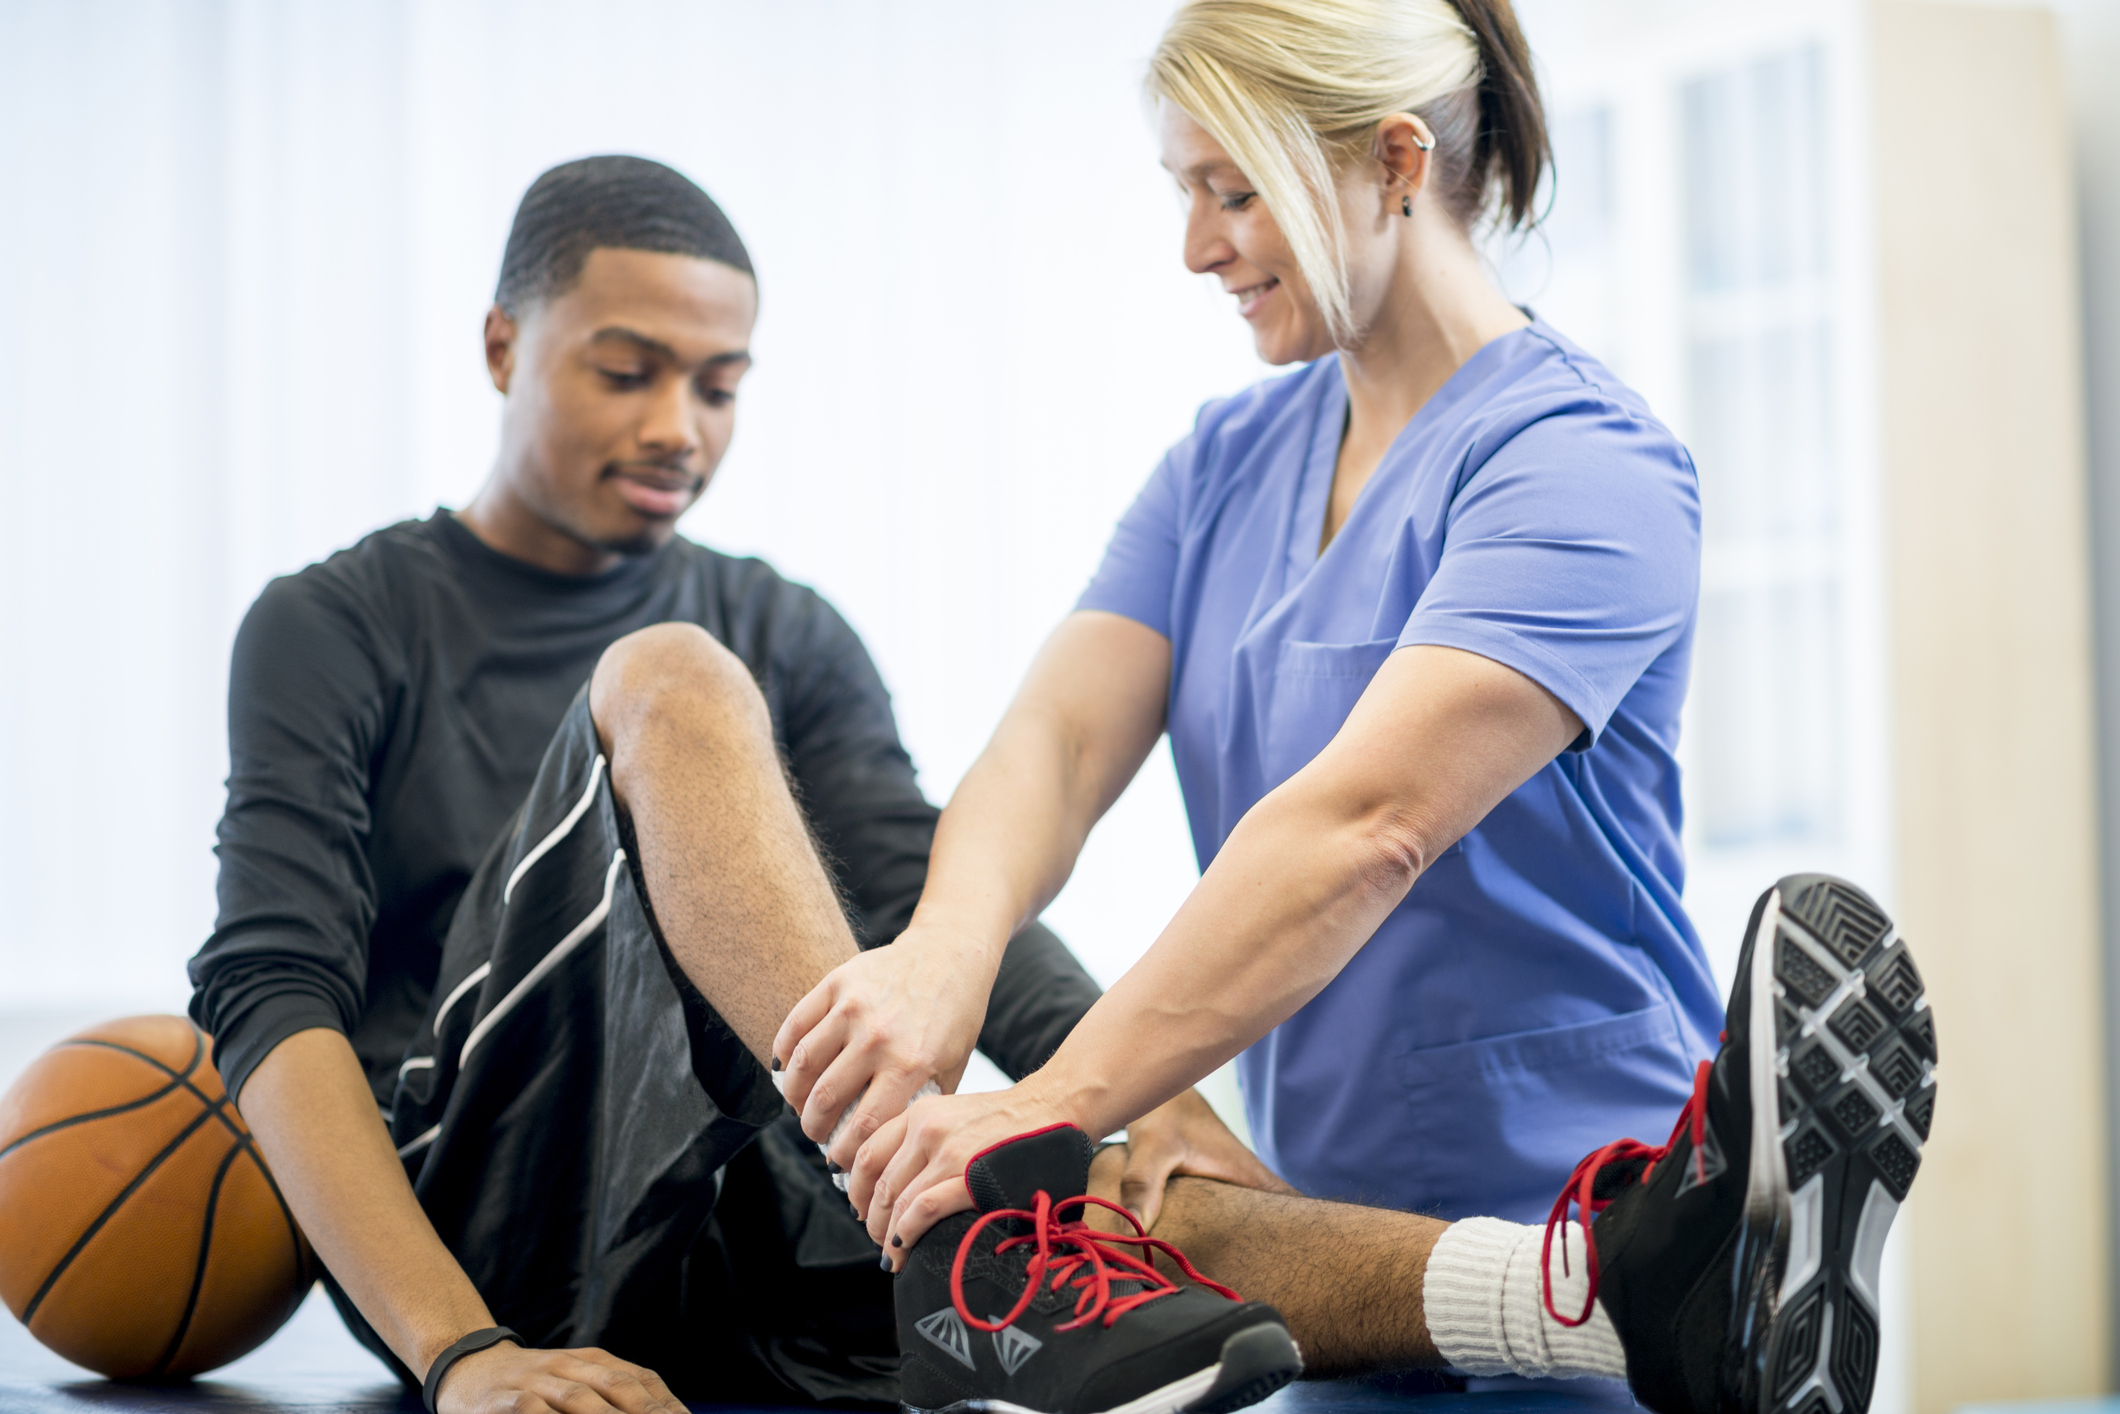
[502,754,607,905]
[460,848,627,1069]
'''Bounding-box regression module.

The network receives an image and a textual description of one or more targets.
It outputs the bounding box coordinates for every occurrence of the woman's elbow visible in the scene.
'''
[1348,806,1432,896]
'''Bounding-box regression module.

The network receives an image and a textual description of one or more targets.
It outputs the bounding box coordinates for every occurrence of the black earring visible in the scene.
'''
[1401,195,1413,217]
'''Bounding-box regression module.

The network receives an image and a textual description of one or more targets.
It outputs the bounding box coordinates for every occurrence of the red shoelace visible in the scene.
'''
[950,1190,1243,1334]
[1541,1057,1715,1326]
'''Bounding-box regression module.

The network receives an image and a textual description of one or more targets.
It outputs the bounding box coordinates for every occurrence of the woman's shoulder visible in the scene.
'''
[1453,321,1695,481]
[1473,321,1678,442]
[1192,356,1336,438]
[1164,357,1340,490]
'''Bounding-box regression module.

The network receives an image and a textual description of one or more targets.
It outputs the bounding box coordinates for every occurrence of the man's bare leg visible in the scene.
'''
[1088,1153,1623,1384]
[1088,1150,1444,1378]
[589,622,857,1061]
[1158,1175,1445,1377]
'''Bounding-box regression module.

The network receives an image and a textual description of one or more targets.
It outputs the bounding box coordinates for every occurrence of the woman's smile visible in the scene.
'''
[1230,276,1280,319]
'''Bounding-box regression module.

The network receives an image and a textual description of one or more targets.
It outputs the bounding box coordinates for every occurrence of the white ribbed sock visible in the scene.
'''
[1422,1216,1628,1380]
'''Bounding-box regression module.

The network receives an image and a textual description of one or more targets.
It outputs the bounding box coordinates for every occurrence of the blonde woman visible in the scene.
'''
[778,6,1928,1412]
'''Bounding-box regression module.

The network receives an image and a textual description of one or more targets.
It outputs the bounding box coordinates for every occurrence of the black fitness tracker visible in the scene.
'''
[422,1325,521,1413]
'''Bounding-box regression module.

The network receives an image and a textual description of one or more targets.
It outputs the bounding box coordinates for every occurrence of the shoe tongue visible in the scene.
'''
[1590,1151,1655,1202]
[965,1124,1095,1213]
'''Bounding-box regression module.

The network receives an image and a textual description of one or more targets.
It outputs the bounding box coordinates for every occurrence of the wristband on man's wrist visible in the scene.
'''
[422,1325,520,1413]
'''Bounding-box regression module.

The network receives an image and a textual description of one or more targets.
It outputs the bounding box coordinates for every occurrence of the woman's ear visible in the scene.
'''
[1373,113,1436,212]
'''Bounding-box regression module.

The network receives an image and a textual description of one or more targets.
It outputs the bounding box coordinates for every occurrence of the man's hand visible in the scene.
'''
[771,921,1000,1173]
[1110,1088,1294,1230]
[435,1341,681,1414]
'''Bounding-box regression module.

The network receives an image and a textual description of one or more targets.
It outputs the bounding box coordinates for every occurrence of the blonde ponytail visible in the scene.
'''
[1149,0,1547,344]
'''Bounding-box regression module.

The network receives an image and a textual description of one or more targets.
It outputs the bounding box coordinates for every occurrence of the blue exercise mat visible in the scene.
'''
[0,1285,1638,1414]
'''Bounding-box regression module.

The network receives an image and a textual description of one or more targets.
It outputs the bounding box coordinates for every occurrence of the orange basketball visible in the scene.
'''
[0,1015,314,1378]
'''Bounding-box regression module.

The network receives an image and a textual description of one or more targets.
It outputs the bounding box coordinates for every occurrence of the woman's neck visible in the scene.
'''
[1320,225,1529,550]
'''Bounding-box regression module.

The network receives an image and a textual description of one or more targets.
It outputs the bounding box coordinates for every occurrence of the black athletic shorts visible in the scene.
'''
[326,687,899,1405]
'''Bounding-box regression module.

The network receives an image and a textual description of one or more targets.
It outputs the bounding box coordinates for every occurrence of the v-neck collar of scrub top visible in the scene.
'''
[1281,326,1539,595]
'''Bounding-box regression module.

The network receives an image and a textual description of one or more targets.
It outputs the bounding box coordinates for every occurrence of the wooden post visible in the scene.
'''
[1873,4,2107,1407]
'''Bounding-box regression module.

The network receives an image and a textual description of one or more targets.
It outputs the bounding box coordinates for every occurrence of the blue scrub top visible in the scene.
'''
[1078,320,1724,1223]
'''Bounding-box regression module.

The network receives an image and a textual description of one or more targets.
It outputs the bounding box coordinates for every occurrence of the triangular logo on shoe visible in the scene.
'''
[1675,1115,1727,1196]
[991,1320,1043,1375]
[915,1307,977,1369]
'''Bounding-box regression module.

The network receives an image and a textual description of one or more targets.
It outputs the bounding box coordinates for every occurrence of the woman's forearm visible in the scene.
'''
[1018,645,1581,1138]
[914,704,1108,946]
[911,613,1171,955]
[1023,770,1429,1139]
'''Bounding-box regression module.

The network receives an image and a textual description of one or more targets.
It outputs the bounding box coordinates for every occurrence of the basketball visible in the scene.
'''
[0,1015,313,1378]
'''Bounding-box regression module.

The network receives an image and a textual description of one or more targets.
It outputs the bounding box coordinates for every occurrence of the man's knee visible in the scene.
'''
[588,623,769,757]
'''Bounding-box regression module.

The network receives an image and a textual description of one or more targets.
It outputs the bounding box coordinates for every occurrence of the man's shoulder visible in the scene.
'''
[241,516,451,650]
[266,515,448,601]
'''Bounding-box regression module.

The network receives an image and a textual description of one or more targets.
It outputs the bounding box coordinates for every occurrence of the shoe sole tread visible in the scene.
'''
[1749,876,1932,1414]
[898,1323,1301,1414]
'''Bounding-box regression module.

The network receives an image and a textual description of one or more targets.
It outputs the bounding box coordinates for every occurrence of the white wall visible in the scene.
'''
[0,0,1279,1012]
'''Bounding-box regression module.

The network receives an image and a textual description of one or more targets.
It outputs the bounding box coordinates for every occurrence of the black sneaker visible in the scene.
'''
[1545,874,1935,1414]
[895,1124,1302,1414]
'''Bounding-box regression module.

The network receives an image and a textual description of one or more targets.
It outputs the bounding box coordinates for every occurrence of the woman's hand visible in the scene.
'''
[1113,1088,1294,1228]
[851,1082,1072,1262]
[771,921,1002,1172]
[854,1081,1293,1265]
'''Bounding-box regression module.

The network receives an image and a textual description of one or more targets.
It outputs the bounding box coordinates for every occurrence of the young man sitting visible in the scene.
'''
[190,155,1269,1410]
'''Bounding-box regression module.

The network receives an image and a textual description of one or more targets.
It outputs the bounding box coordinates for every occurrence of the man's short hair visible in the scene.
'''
[494,154,754,314]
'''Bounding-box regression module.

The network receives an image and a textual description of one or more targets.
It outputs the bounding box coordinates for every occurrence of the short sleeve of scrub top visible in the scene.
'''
[1076,320,1724,1223]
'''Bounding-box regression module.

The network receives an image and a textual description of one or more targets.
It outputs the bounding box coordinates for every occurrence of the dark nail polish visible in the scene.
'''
[891,1235,902,1248]
[770,1056,782,1072]
[827,1160,843,1175]
[880,1254,894,1271]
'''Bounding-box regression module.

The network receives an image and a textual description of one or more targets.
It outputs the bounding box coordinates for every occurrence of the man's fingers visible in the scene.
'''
[555,1351,680,1414]
[574,1369,668,1414]
[435,1345,681,1414]
[626,1363,682,1413]
[538,1375,621,1414]
[636,1368,681,1411]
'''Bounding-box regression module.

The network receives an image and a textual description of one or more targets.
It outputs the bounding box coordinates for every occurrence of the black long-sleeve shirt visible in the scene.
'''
[189,509,1100,1106]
